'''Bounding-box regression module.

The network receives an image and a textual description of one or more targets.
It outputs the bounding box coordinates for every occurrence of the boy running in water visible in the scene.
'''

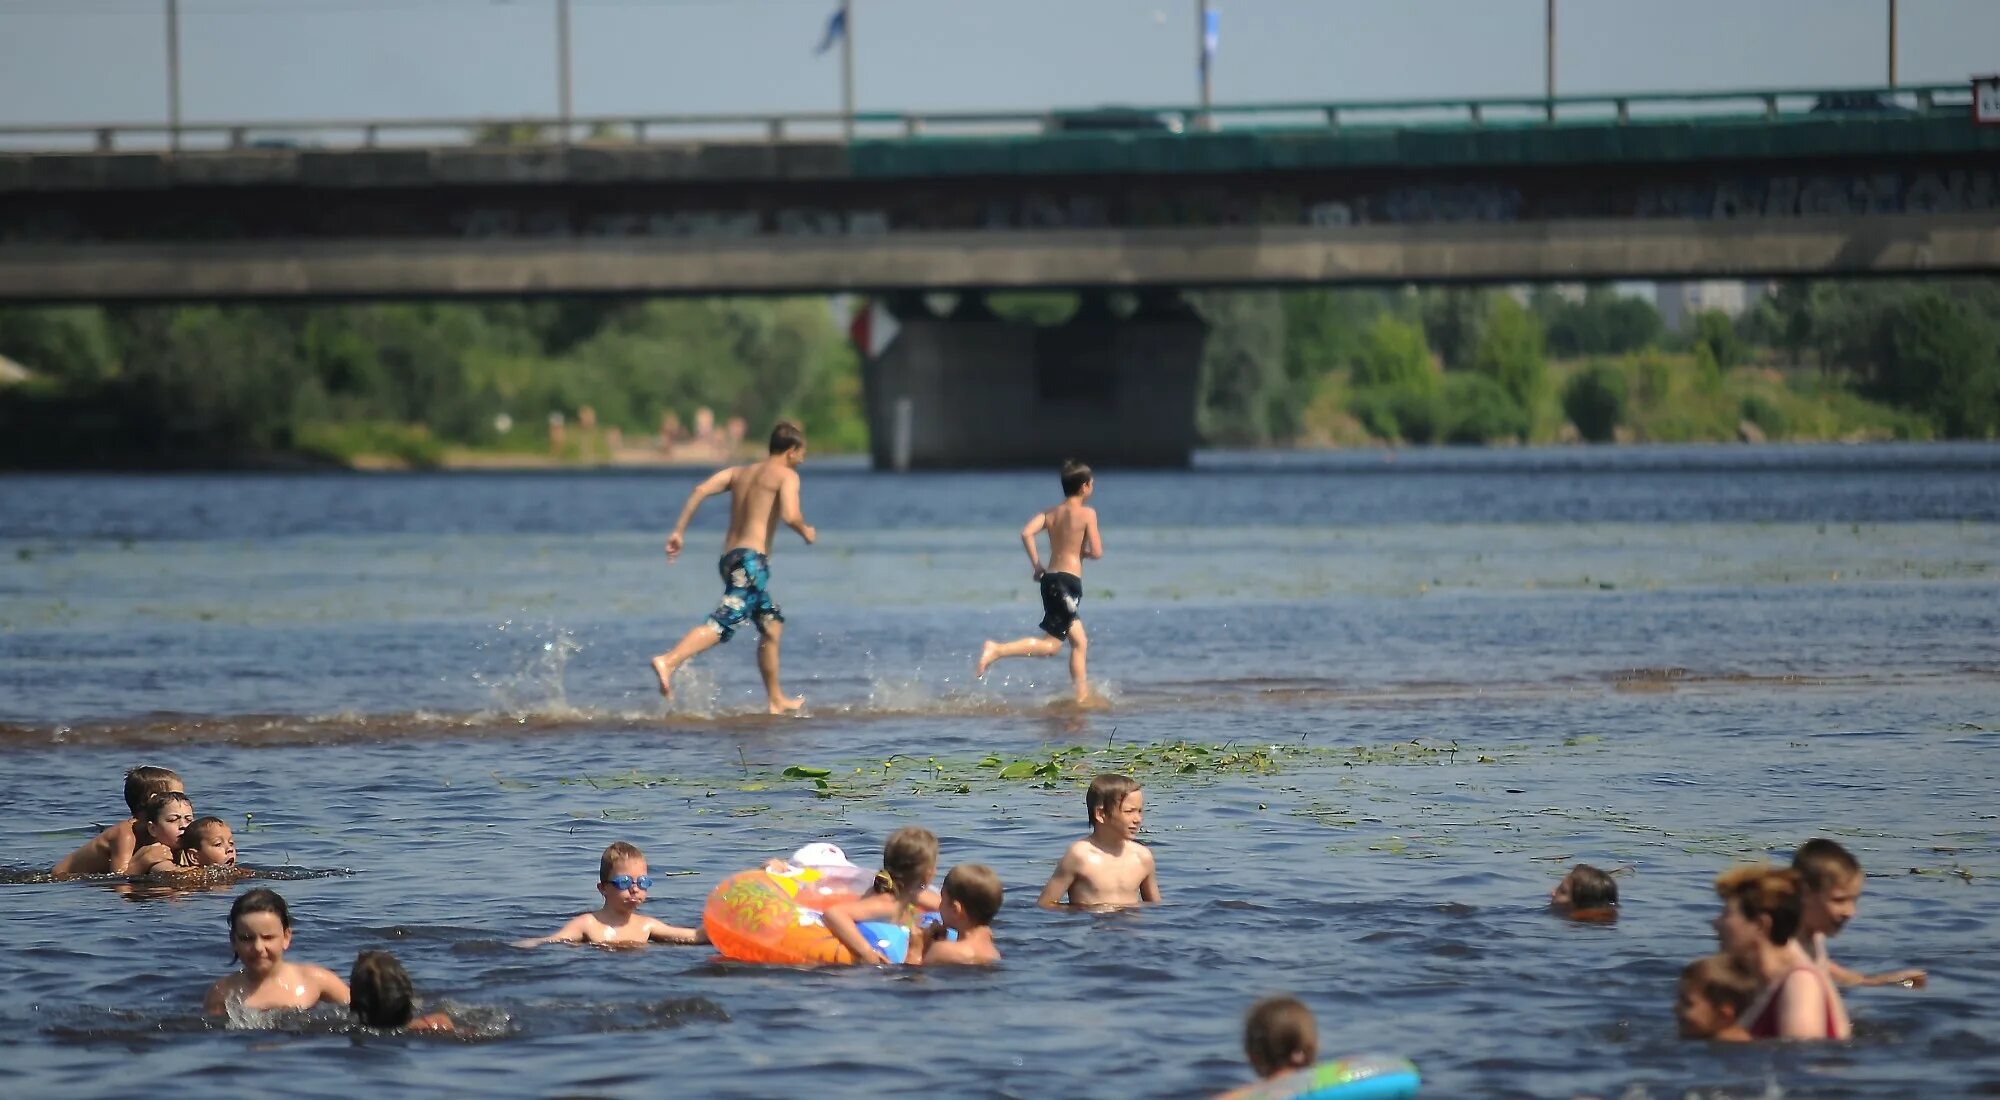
[975,460,1102,703]
[650,421,816,714]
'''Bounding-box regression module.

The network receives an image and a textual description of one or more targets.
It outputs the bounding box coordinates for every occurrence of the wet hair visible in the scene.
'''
[1085,773,1140,826]
[185,816,229,846]
[124,766,183,816]
[1680,953,1759,1018]
[142,790,193,825]
[229,888,292,934]
[870,827,938,896]
[1060,459,1093,497]
[1563,864,1619,910]
[351,950,418,1029]
[941,864,1003,926]
[1714,864,1805,946]
[599,841,644,883]
[1792,838,1863,891]
[1243,996,1318,1078]
[769,420,806,455]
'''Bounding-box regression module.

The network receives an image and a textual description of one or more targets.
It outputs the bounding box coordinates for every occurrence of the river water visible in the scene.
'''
[2,445,1997,1099]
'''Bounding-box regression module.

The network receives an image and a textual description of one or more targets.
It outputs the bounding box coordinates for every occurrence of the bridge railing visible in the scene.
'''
[0,84,1975,154]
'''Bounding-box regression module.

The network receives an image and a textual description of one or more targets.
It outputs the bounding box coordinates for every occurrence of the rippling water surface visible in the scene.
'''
[3,445,1997,1099]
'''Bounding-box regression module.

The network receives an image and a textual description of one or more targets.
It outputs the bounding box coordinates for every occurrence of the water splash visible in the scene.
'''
[471,620,583,717]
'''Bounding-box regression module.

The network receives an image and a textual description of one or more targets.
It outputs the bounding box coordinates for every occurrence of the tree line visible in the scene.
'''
[0,279,1995,468]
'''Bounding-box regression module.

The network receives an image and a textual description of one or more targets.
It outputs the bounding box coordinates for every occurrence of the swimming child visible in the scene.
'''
[1793,837,1927,988]
[126,792,197,878]
[649,420,817,714]
[350,950,454,1033]
[204,888,351,1015]
[52,765,183,877]
[1675,954,1758,1041]
[178,817,238,869]
[1216,996,1319,1099]
[1549,864,1619,921]
[913,864,1002,967]
[1038,773,1160,908]
[823,827,938,965]
[514,841,705,947]
[1711,864,1851,1040]
[974,459,1103,703]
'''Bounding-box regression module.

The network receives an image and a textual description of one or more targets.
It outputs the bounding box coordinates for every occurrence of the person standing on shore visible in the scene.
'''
[650,421,816,714]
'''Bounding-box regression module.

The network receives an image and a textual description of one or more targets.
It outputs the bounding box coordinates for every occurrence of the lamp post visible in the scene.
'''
[1886,0,1899,87]
[1196,0,1214,130]
[1544,0,1557,120]
[841,0,855,141]
[557,0,573,143]
[166,0,182,151]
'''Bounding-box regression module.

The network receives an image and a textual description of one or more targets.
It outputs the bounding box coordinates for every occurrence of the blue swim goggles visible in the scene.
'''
[605,875,652,891]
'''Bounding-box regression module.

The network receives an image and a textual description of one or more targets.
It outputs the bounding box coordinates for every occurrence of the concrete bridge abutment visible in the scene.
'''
[862,291,1206,471]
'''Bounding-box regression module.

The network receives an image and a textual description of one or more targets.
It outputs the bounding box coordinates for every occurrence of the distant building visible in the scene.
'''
[1656,280,1770,333]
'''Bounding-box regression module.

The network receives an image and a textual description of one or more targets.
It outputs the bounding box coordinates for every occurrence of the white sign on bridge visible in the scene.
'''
[1977,76,2000,125]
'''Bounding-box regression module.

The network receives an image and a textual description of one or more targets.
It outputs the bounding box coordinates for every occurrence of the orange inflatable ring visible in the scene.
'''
[704,864,909,966]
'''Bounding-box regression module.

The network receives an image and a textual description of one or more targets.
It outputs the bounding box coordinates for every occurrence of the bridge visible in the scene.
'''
[4,84,1997,467]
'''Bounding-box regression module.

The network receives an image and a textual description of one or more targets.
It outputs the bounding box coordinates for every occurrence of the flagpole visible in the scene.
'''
[840,0,854,140]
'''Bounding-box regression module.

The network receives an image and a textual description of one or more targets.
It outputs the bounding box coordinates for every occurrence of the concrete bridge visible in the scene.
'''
[4,84,1996,467]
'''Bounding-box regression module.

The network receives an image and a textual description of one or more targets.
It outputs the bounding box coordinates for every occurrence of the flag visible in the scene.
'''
[815,4,846,56]
[1203,8,1219,63]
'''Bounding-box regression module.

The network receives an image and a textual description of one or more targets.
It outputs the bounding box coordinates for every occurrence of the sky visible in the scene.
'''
[0,0,1997,128]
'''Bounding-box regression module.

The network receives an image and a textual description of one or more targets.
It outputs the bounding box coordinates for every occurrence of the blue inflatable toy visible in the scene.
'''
[1237,1055,1419,1100]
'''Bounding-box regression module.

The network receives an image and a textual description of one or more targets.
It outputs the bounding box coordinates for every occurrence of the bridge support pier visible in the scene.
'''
[861,291,1206,471]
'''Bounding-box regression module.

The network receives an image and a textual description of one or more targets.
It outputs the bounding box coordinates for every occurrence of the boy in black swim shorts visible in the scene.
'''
[975,460,1103,703]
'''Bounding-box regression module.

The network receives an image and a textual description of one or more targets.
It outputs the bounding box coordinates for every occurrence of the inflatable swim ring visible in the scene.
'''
[703,865,916,965]
[1236,1056,1420,1100]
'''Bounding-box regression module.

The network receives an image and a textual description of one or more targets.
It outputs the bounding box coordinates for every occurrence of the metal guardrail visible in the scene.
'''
[0,84,1974,154]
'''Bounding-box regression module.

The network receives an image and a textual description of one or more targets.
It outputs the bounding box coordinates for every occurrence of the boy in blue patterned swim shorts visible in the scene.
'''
[975,460,1103,703]
[650,421,817,714]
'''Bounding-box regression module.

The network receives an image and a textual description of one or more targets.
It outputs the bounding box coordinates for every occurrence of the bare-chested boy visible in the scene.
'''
[52,766,183,877]
[650,420,816,714]
[914,864,1004,967]
[1038,773,1160,908]
[514,841,706,948]
[975,460,1102,703]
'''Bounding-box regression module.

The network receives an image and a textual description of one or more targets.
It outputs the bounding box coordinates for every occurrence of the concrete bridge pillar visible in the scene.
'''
[861,291,1207,470]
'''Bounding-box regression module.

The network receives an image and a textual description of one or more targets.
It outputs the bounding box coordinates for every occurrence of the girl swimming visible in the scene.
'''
[823,827,938,965]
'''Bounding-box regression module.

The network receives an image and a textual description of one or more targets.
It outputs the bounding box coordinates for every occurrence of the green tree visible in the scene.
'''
[1419,288,1491,370]
[1562,362,1629,442]
[1471,296,1548,414]
[1442,372,1530,443]
[1867,292,1999,438]
[1350,315,1438,394]
[1191,292,1287,445]
[1692,310,1745,372]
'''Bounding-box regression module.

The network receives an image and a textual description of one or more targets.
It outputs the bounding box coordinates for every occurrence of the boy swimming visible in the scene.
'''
[1549,864,1619,921]
[913,864,1002,967]
[1217,996,1318,1099]
[1675,954,1757,1041]
[126,792,197,878]
[514,841,705,947]
[205,888,351,1016]
[1793,837,1927,988]
[1038,773,1160,908]
[649,420,817,715]
[975,460,1103,703]
[52,765,183,877]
